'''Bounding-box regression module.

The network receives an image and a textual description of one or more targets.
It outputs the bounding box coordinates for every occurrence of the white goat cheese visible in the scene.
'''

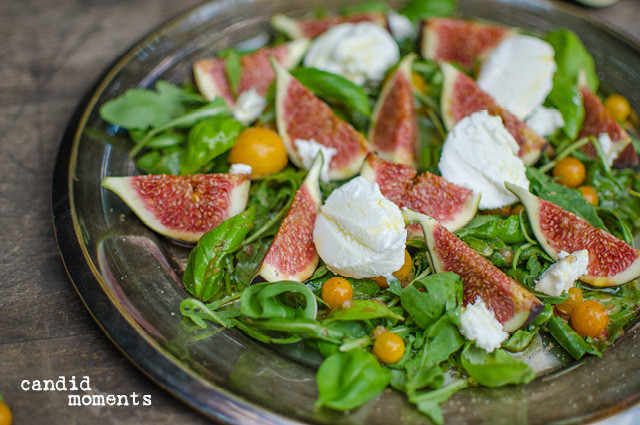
[459,298,508,353]
[438,111,529,209]
[294,139,336,183]
[313,177,407,278]
[304,22,400,85]
[477,35,556,120]
[232,88,266,125]
[535,250,589,297]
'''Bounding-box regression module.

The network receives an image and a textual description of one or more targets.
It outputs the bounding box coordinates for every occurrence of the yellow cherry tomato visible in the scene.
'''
[229,127,288,177]
[552,157,586,188]
[555,286,583,317]
[372,331,405,364]
[322,277,353,309]
[604,94,631,122]
[0,400,12,425]
[571,300,609,338]
[411,71,428,94]
[578,185,599,206]
[373,250,414,288]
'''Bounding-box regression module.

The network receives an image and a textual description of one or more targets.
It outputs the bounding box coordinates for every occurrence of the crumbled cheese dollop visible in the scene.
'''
[232,88,266,125]
[229,163,252,175]
[535,250,589,297]
[294,139,336,183]
[459,298,508,353]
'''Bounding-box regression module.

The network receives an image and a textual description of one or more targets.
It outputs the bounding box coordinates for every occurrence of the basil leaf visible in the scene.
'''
[136,147,182,175]
[460,344,535,387]
[240,281,318,320]
[409,380,468,425]
[179,117,243,174]
[546,316,602,360]
[316,349,391,411]
[546,74,584,140]
[544,29,598,91]
[400,0,456,23]
[323,299,404,322]
[526,167,607,230]
[183,208,255,301]
[401,272,463,329]
[291,67,371,118]
[423,317,465,366]
[219,49,242,97]
[456,215,527,244]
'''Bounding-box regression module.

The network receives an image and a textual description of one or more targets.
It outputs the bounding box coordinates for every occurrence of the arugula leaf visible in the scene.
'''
[544,29,598,91]
[401,272,462,329]
[409,380,468,425]
[180,298,240,328]
[183,208,255,301]
[291,67,371,119]
[526,167,607,230]
[400,0,456,23]
[316,349,391,411]
[455,215,527,244]
[240,281,318,320]
[323,299,404,322]
[179,117,243,174]
[99,80,205,130]
[460,344,535,387]
[546,74,584,141]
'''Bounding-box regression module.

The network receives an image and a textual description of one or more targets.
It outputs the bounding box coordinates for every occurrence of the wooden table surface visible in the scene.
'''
[1,0,639,424]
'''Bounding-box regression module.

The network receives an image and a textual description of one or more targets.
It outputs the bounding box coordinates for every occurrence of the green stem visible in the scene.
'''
[538,136,592,174]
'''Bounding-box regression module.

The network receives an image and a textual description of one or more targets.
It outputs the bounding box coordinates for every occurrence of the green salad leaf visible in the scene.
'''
[401,272,462,329]
[179,117,244,174]
[291,67,372,120]
[316,349,391,411]
[461,344,535,387]
[400,0,456,23]
[240,281,318,320]
[546,74,584,140]
[183,208,255,301]
[323,299,404,322]
[544,29,598,91]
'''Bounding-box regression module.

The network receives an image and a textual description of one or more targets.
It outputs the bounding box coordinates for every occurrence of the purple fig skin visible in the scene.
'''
[403,208,544,332]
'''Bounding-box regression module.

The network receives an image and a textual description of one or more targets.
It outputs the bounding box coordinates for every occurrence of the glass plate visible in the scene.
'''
[52,0,640,423]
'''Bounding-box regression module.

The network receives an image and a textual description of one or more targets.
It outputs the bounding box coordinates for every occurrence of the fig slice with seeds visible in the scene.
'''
[271,12,386,39]
[360,153,479,236]
[273,59,371,180]
[402,208,543,332]
[193,39,308,105]
[440,62,547,165]
[102,173,250,243]
[368,54,419,167]
[507,183,640,287]
[255,153,323,282]
[420,18,516,71]
[577,80,637,168]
